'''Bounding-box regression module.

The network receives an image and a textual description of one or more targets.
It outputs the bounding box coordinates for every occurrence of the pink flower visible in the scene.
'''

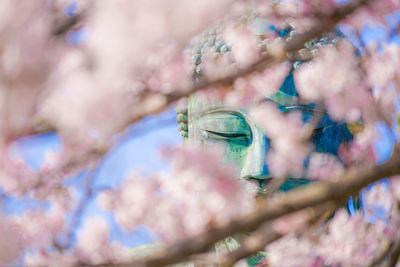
[250,103,311,177]
[295,41,371,122]
[25,251,76,267]
[225,62,290,107]
[307,153,345,181]
[365,44,400,88]
[0,219,23,264]
[100,145,256,243]
[272,210,310,235]
[224,26,261,68]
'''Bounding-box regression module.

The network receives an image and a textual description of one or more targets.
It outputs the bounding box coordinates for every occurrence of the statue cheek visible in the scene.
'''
[200,134,250,171]
[198,126,271,180]
[224,142,250,171]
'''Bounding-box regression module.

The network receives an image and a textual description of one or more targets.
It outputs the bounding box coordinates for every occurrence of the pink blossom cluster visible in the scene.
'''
[0,1,57,140]
[295,41,367,122]
[225,63,292,108]
[23,215,132,266]
[38,0,234,149]
[267,208,400,266]
[250,103,312,178]
[98,145,257,243]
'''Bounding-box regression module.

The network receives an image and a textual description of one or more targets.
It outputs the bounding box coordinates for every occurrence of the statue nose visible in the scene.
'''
[240,127,270,179]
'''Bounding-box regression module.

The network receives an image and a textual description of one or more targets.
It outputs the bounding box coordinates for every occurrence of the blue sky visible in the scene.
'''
[4,107,181,247]
[4,100,396,246]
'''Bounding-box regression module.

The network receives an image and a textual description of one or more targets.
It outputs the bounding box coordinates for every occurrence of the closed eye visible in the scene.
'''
[205,130,249,139]
[313,125,331,133]
[198,109,253,142]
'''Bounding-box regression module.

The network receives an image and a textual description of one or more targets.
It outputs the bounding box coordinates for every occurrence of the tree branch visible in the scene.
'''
[63,162,101,249]
[105,146,400,267]
[365,240,392,267]
[27,0,377,197]
[385,237,400,267]
[217,202,335,267]
[52,10,86,36]
[190,223,281,267]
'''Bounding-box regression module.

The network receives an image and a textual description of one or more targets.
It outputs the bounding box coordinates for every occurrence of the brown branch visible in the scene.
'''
[260,178,287,197]
[109,148,400,267]
[216,226,280,267]
[52,12,85,36]
[190,223,281,267]
[216,202,336,267]
[384,237,400,267]
[33,0,374,138]
[31,0,376,197]
[365,240,392,267]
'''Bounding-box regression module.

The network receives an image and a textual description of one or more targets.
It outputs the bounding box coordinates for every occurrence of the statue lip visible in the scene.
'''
[245,176,312,194]
[243,175,272,180]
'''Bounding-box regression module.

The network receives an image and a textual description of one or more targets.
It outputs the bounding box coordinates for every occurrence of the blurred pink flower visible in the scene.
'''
[224,26,260,68]
[272,210,309,235]
[250,103,311,177]
[295,41,369,122]
[307,153,345,181]
[100,145,256,242]
[0,219,23,264]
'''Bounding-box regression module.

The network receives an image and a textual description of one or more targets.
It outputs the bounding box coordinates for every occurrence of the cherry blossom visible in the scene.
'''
[99,145,257,243]
[307,152,345,181]
[0,218,23,265]
[267,209,397,267]
[0,0,400,266]
[250,103,311,177]
[295,41,365,122]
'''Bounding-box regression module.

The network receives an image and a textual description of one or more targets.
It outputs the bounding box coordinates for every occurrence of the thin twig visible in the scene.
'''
[63,161,102,249]
[52,12,85,36]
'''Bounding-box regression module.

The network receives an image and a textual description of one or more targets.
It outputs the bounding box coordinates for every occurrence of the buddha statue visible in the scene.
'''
[176,69,354,194]
[174,25,359,266]
[133,22,359,266]
[176,72,357,266]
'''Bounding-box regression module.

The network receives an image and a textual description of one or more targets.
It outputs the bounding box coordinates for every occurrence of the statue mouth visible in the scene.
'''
[245,176,311,194]
[244,175,272,180]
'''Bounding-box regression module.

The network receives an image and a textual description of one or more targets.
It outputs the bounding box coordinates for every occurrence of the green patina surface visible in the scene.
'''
[187,71,353,186]
[183,70,356,266]
[197,110,253,175]
[133,26,357,267]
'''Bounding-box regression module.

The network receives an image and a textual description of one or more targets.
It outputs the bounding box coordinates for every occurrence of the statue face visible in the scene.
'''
[177,72,354,190]
[173,21,355,189]
[188,94,269,180]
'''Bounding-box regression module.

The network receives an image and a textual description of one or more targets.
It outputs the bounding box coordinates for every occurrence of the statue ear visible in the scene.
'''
[175,100,189,138]
[175,108,188,138]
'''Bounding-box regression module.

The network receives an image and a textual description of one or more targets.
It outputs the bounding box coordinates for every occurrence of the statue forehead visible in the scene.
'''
[188,92,245,118]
